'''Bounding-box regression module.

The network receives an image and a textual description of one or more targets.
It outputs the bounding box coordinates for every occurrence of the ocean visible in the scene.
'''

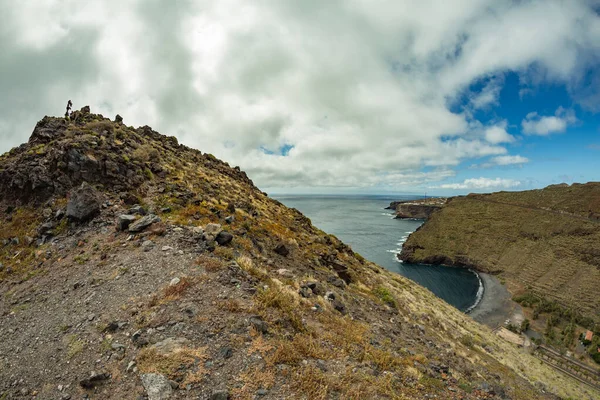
[274,194,482,312]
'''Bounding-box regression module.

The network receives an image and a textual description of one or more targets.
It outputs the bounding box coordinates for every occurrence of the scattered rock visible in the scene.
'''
[307,282,325,296]
[129,205,146,215]
[114,114,123,123]
[249,316,269,334]
[225,215,235,224]
[256,388,268,396]
[162,245,174,251]
[126,361,136,373]
[141,373,173,400]
[79,372,110,388]
[169,277,181,286]
[274,244,289,256]
[129,214,160,233]
[332,299,347,314]
[66,183,101,222]
[216,231,233,246]
[117,215,136,231]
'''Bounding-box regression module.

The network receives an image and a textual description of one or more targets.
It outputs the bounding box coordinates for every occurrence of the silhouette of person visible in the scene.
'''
[65,100,73,118]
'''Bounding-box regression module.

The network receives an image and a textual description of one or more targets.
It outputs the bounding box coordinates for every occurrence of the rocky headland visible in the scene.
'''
[0,108,597,399]
[386,198,448,220]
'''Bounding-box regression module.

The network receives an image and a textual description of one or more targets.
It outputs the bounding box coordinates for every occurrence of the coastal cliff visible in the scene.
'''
[387,198,447,219]
[399,184,600,324]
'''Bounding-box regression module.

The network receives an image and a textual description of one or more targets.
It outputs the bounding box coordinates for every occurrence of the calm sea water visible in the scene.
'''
[274,195,481,312]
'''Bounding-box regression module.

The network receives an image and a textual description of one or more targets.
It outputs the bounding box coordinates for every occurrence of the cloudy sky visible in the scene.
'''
[1,0,600,195]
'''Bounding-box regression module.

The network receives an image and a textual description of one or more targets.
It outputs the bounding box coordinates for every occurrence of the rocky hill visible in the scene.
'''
[400,184,600,325]
[0,108,597,399]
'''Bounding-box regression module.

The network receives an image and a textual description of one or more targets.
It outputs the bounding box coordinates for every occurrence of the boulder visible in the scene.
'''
[204,223,222,236]
[79,372,110,388]
[141,373,173,400]
[129,214,160,233]
[117,215,136,231]
[66,183,101,221]
[216,231,233,246]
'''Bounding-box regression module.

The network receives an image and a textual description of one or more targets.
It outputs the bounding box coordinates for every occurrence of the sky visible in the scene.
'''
[1,0,600,196]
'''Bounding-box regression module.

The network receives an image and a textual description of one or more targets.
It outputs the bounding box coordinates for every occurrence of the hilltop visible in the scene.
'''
[0,107,597,399]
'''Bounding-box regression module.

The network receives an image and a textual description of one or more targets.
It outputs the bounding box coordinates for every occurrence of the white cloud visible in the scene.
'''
[0,1,598,190]
[432,177,522,190]
[490,155,529,165]
[521,107,577,135]
[470,77,504,110]
[483,121,514,144]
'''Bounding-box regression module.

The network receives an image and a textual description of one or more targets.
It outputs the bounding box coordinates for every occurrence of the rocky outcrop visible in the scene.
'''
[387,198,447,219]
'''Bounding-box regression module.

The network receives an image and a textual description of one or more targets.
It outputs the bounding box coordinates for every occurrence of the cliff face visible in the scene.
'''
[400,185,600,323]
[387,198,447,219]
[0,110,596,399]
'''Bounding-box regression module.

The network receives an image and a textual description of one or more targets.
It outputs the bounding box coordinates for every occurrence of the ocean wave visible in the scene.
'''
[464,270,484,314]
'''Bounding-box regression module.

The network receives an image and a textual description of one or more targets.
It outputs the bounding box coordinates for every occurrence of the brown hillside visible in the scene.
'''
[0,108,598,399]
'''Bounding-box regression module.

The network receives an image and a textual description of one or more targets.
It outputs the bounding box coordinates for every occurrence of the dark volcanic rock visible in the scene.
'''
[66,183,101,221]
[129,214,160,233]
[216,231,233,246]
[117,214,136,231]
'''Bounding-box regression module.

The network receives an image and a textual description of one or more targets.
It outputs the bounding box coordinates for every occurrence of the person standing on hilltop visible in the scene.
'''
[65,100,73,118]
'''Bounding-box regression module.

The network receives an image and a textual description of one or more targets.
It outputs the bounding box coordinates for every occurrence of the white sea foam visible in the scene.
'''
[465,270,484,314]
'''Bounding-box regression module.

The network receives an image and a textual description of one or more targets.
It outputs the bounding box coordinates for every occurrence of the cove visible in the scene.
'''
[275,194,481,312]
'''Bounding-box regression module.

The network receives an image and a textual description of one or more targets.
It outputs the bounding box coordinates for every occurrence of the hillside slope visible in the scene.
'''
[400,185,600,324]
[0,108,597,399]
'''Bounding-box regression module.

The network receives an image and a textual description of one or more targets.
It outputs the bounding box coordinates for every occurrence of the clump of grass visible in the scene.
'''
[65,334,84,359]
[254,285,304,332]
[196,255,226,272]
[136,346,207,384]
[373,286,397,308]
[214,246,234,260]
[237,255,269,281]
[460,334,474,348]
[163,277,193,300]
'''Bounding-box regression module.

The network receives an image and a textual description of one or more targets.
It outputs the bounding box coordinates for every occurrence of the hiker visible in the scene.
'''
[65,100,73,118]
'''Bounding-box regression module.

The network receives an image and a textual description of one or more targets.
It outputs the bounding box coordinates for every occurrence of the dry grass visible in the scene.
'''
[196,254,226,272]
[218,299,244,313]
[253,285,304,332]
[136,346,208,384]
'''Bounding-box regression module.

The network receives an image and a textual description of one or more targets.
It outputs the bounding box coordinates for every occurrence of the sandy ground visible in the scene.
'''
[468,273,524,329]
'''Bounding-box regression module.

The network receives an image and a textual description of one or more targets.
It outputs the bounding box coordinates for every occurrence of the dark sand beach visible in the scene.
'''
[469,273,523,329]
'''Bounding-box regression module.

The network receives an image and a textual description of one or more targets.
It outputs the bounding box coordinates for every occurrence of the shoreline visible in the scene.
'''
[467,272,523,329]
